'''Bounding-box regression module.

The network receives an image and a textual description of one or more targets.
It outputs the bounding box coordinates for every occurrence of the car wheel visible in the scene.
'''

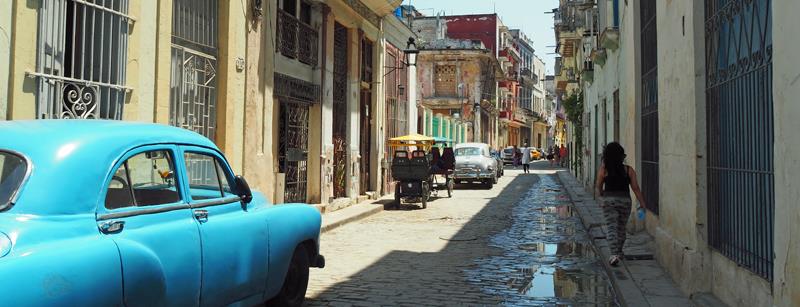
[268,246,310,307]
[485,179,494,189]
[492,175,498,184]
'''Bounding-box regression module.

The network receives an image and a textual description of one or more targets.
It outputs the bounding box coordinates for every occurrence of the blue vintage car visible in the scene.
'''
[0,120,324,306]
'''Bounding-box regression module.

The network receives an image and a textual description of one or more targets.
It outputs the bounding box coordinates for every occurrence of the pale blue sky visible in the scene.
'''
[402,0,559,75]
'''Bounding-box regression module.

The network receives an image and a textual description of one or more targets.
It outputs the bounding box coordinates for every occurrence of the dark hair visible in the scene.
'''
[602,142,627,177]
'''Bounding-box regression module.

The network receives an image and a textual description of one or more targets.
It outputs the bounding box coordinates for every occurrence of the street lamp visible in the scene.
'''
[383,37,419,77]
[404,37,419,67]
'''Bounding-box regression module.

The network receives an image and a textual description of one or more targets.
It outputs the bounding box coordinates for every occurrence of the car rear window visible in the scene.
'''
[456,148,481,156]
[0,151,28,210]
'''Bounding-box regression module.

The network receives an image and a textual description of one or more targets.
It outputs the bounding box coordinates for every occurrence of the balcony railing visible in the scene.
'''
[277,9,319,66]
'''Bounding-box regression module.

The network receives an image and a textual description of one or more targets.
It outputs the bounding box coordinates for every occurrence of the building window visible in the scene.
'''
[277,0,318,65]
[434,65,457,97]
[640,0,659,214]
[706,0,773,281]
[361,38,373,84]
[33,0,133,119]
[170,0,220,139]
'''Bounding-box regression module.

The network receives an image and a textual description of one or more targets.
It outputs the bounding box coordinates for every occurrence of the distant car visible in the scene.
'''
[490,150,505,177]
[528,147,542,160]
[501,146,515,165]
[0,120,324,307]
[454,143,498,188]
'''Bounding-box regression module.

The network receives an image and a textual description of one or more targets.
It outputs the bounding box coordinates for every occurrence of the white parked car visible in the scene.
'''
[453,143,498,188]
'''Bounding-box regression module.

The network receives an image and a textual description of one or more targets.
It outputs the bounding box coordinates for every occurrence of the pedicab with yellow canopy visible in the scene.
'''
[388,134,455,209]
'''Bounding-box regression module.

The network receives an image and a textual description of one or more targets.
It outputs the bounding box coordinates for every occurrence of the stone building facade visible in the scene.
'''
[0,0,415,211]
[555,0,800,306]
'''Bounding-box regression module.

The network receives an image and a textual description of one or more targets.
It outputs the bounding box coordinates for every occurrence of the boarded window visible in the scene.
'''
[434,65,457,96]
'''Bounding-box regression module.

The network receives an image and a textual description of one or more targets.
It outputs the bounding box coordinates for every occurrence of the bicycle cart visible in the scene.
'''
[388,134,455,209]
[429,137,455,198]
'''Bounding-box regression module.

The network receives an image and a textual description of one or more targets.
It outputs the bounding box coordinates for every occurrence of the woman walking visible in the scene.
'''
[594,142,648,266]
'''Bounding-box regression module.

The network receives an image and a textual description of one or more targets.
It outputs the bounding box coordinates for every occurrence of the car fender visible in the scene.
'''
[0,229,123,306]
[113,238,168,306]
[261,204,322,299]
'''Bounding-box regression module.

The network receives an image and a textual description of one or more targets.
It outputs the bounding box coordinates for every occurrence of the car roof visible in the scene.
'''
[0,120,218,215]
[455,143,489,149]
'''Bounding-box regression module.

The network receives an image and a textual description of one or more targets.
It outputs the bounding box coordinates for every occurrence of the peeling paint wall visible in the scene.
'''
[772,1,800,305]
[0,0,12,119]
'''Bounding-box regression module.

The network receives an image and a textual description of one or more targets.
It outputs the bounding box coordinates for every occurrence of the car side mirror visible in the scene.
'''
[234,175,253,204]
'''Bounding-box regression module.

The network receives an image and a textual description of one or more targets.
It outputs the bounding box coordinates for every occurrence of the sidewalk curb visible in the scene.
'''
[321,203,384,233]
[555,170,650,307]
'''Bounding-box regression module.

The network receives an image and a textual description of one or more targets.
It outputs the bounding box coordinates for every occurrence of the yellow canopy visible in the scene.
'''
[388,134,435,149]
[389,134,434,142]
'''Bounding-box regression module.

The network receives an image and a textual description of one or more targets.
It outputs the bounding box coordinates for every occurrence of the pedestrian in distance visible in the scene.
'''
[594,142,648,267]
[559,144,568,167]
[521,144,531,174]
[513,145,521,168]
[547,146,555,167]
[554,144,561,166]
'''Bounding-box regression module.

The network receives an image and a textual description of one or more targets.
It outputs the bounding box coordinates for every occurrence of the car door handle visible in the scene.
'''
[99,220,125,234]
[194,209,209,223]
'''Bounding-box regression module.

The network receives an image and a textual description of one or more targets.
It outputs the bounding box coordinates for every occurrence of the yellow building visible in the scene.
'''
[0,0,411,210]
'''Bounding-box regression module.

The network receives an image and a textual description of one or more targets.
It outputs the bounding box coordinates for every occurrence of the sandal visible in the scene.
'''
[609,255,621,267]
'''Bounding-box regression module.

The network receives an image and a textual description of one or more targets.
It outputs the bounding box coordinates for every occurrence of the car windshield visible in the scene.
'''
[455,147,481,156]
[0,151,28,210]
[503,148,513,154]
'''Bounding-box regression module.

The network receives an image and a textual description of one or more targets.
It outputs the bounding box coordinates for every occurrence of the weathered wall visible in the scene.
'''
[243,0,277,202]
[772,1,800,305]
[417,51,485,108]
[0,0,12,119]
[7,0,37,120]
[444,14,498,54]
[124,1,158,123]
[216,0,247,175]
[650,0,713,296]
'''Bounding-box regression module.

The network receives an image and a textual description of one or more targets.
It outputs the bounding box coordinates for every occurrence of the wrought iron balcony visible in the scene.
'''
[277,9,319,66]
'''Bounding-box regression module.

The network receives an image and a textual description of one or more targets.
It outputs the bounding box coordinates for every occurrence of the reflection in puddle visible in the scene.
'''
[466,175,618,306]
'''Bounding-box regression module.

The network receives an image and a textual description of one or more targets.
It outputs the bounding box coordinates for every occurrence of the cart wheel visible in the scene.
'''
[447,179,454,198]
[394,185,401,208]
[421,183,429,209]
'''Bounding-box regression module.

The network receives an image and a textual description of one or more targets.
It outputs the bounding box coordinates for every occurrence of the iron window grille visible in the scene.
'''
[31,0,134,120]
[169,0,219,140]
[276,5,319,66]
[705,0,774,281]
[640,0,659,215]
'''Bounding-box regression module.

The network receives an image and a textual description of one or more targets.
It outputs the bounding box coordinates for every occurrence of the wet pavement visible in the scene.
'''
[466,173,619,306]
[305,167,621,306]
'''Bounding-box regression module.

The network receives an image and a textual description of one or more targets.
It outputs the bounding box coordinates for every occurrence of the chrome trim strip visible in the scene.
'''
[97,203,191,220]
[190,196,242,209]
[0,149,34,212]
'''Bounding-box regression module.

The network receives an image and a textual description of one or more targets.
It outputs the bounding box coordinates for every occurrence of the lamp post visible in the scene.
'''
[405,37,419,134]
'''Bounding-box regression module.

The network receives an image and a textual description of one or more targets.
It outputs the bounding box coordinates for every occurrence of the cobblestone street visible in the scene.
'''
[306,161,615,306]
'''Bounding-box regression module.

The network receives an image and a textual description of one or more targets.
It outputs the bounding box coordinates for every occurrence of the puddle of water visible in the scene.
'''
[465,175,618,306]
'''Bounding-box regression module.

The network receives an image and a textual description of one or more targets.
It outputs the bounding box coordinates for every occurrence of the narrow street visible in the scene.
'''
[306,161,616,306]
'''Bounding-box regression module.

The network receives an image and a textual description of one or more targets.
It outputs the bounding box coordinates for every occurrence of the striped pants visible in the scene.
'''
[601,196,632,256]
